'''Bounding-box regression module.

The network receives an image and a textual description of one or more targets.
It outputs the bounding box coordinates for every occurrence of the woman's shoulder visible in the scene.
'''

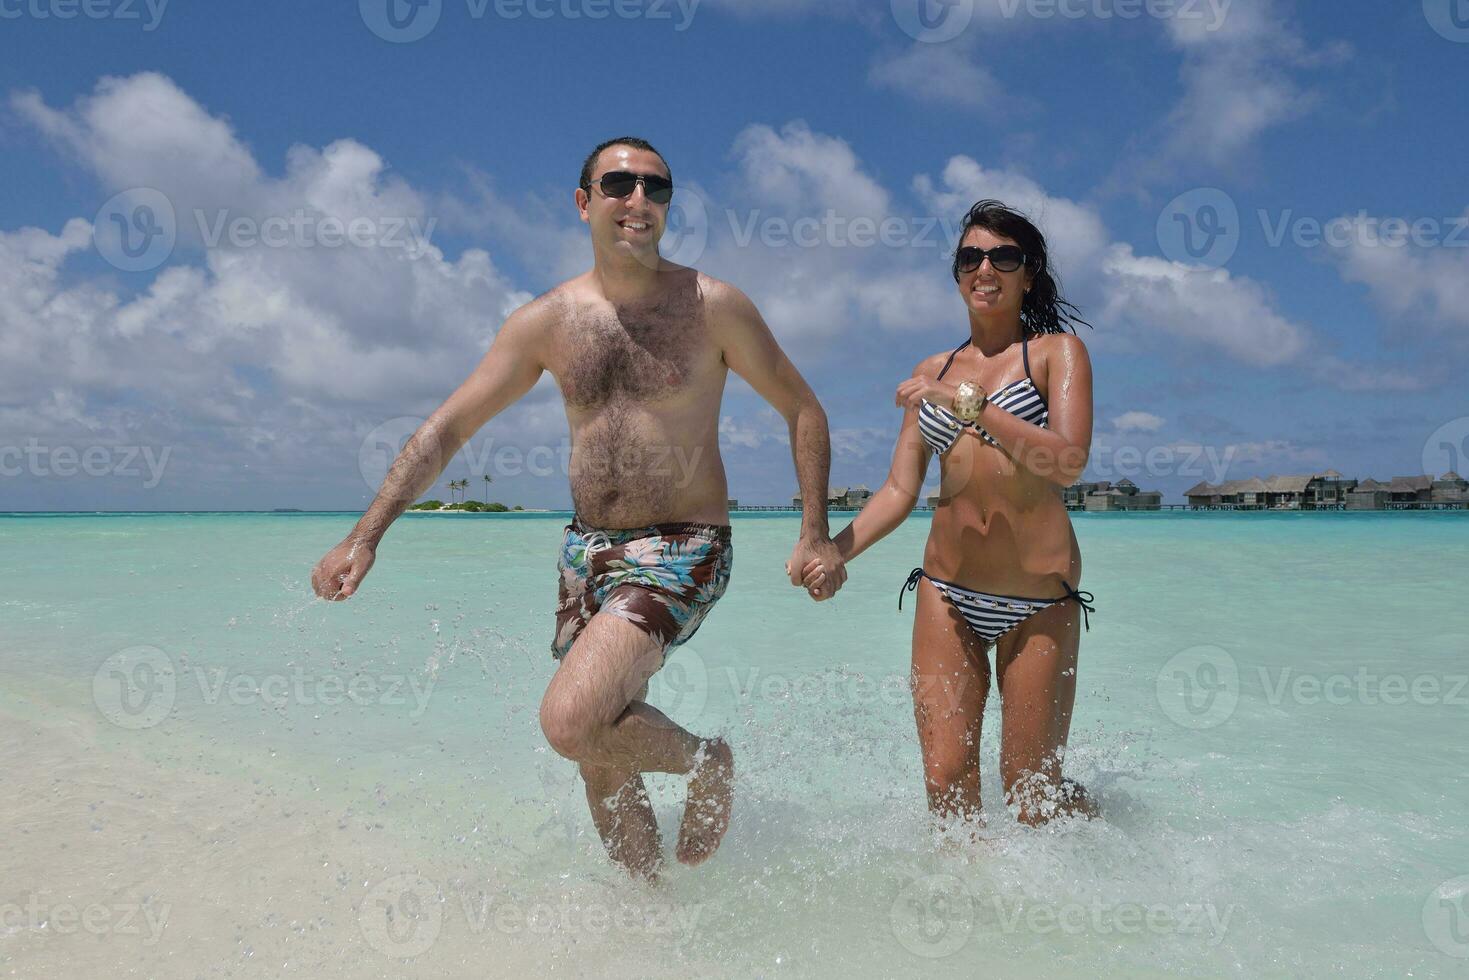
[912,349,954,378]
[1028,330,1090,367]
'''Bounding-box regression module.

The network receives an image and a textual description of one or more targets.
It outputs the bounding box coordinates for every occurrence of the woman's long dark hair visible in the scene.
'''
[951,199,1091,336]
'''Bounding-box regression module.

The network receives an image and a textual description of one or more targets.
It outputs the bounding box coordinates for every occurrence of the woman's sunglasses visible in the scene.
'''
[584,171,675,205]
[954,244,1026,275]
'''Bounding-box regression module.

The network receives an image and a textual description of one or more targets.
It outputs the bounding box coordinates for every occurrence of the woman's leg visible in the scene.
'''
[910,578,993,823]
[993,597,1097,824]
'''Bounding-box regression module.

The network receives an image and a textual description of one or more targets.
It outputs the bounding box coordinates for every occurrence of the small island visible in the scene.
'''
[408,500,523,513]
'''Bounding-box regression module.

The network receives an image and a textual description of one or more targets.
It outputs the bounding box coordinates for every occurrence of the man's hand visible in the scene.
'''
[895,375,957,412]
[310,537,377,601]
[786,535,846,601]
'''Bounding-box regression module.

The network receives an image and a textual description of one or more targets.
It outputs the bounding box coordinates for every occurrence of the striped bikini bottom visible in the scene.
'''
[900,568,1095,644]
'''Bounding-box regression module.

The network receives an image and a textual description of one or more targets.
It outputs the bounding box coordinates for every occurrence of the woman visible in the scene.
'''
[803,199,1098,827]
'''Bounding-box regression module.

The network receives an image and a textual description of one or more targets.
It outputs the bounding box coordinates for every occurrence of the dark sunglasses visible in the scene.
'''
[954,244,1026,275]
[584,170,674,205]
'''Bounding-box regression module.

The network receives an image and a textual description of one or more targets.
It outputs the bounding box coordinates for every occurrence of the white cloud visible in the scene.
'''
[1113,411,1164,433]
[868,44,1001,110]
[1332,211,1469,339]
[2,73,540,506]
[1220,439,1329,470]
[1156,0,1350,171]
[1099,244,1310,367]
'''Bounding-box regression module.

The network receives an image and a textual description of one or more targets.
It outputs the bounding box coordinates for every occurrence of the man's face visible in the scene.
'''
[577,145,671,259]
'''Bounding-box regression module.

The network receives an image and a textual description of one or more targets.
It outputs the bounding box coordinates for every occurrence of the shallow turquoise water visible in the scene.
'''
[2,511,1467,977]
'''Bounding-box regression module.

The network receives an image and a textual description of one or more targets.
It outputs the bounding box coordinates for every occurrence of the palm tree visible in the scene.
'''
[482,473,493,504]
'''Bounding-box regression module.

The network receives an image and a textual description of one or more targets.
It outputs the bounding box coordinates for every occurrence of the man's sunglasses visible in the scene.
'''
[954,244,1026,275]
[584,171,674,205]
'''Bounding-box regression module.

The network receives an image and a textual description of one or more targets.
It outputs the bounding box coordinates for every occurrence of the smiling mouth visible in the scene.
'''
[618,218,652,232]
[973,284,1000,296]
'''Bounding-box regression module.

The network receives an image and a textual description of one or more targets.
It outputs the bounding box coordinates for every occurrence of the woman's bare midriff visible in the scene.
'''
[922,438,1081,598]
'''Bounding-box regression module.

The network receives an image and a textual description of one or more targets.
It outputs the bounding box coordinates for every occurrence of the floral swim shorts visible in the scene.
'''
[552,517,734,660]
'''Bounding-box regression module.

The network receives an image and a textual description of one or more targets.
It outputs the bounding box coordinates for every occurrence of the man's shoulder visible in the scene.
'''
[504,279,587,333]
[693,272,758,325]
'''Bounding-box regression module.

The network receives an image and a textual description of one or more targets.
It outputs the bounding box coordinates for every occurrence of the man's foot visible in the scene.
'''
[676,738,734,866]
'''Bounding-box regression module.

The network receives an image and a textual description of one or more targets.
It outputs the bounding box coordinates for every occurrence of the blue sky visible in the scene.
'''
[2,0,1467,510]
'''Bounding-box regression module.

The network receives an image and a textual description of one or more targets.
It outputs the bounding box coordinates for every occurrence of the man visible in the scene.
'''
[309,137,847,878]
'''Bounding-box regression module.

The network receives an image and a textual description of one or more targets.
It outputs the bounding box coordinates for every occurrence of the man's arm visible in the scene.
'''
[310,302,547,600]
[709,280,846,598]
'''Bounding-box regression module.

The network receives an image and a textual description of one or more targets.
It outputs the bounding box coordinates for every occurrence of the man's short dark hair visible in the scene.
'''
[579,137,671,191]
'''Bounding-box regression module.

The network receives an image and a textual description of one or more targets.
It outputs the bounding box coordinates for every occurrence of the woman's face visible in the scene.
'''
[956,225,1034,319]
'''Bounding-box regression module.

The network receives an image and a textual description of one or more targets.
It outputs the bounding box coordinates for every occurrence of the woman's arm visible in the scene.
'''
[798,364,935,594]
[833,406,930,563]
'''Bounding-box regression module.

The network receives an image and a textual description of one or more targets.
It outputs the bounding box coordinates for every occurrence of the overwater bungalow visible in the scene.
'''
[1083,478,1163,512]
[791,486,874,510]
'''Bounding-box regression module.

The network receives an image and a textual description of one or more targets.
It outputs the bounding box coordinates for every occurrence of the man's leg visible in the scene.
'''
[576,679,660,878]
[540,597,734,871]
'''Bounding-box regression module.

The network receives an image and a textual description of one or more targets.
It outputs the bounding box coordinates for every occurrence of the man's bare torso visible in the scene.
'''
[535,267,731,529]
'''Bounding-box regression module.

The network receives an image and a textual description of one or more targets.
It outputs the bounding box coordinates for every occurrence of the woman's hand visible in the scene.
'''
[798,557,835,602]
[895,375,958,412]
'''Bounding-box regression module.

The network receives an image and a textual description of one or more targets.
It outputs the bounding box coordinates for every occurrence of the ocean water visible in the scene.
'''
[1,511,1466,979]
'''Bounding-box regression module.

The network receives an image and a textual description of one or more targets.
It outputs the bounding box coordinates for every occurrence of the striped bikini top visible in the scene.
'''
[917,335,1048,456]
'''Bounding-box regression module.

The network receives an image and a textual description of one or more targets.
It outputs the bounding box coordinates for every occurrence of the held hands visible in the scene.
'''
[785,535,846,602]
[309,537,377,601]
[895,375,957,412]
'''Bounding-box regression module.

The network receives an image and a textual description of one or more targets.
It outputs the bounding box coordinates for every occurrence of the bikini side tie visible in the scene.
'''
[1061,580,1096,631]
[898,567,926,610]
